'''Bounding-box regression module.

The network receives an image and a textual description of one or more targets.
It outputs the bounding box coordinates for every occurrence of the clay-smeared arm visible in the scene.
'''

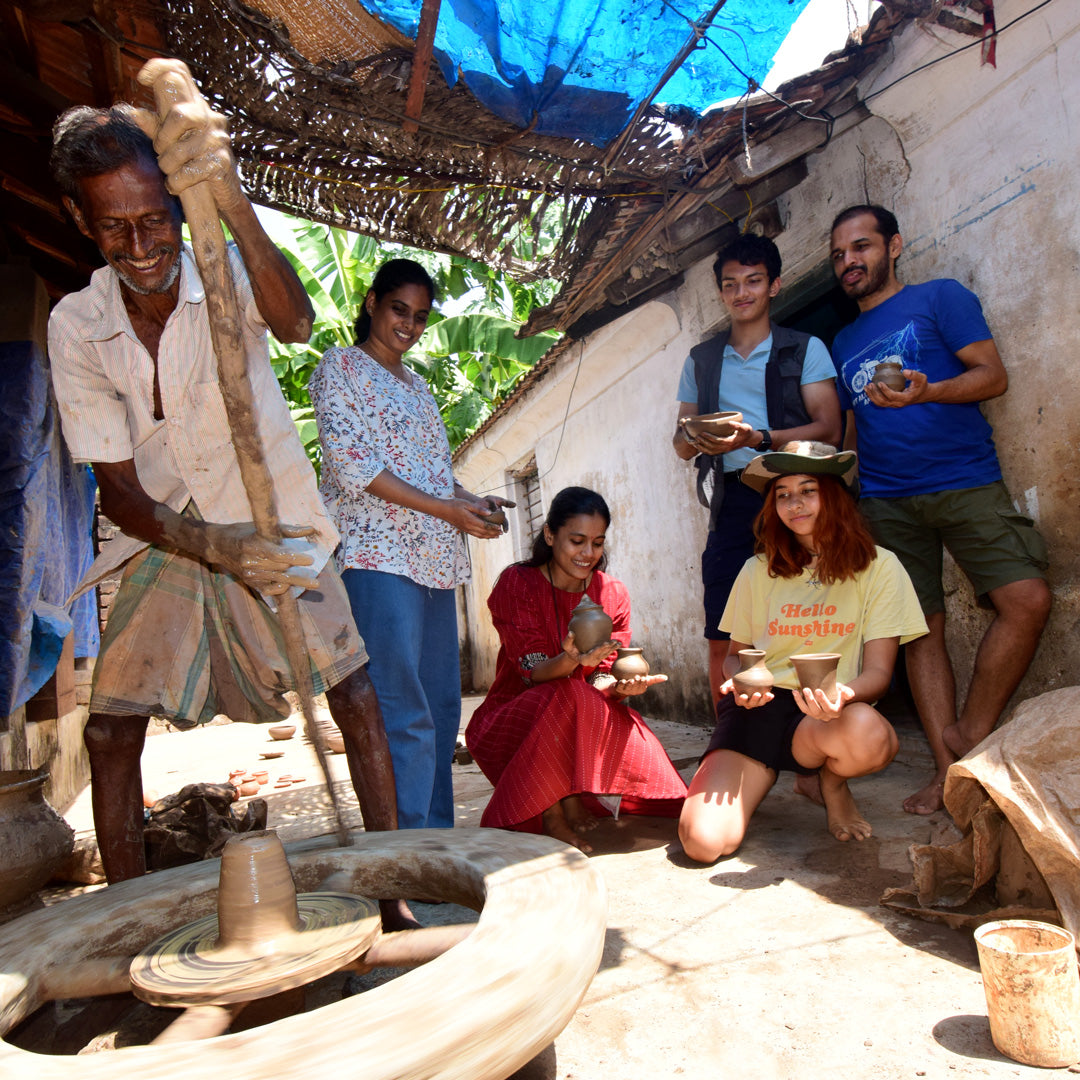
[94,459,317,594]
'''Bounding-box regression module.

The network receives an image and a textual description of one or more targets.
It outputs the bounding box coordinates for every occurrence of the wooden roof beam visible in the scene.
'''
[402,0,441,135]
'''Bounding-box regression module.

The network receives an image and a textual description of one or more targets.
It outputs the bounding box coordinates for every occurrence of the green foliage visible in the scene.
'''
[259,207,559,465]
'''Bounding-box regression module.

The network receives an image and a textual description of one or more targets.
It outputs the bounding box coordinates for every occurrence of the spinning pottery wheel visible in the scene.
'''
[0,829,607,1080]
[129,831,383,1007]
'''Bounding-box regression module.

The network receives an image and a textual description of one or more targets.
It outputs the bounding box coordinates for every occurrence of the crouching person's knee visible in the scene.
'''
[678,812,743,865]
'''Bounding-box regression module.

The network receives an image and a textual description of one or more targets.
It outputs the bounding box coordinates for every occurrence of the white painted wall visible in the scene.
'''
[456,0,1080,724]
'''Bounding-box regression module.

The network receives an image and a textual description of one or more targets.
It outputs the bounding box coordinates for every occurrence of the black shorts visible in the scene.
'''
[704,691,816,775]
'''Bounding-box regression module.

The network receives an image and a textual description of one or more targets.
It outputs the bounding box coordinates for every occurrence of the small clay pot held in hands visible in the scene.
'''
[610,648,650,681]
[731,649,774,697]
[567,593,613,653]
[790,653,841,698]
[871,360,907,392]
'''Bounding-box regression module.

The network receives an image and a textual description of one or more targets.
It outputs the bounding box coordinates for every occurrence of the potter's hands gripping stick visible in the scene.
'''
[136,58,348,845]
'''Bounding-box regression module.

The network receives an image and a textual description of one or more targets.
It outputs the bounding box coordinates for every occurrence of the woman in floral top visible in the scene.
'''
[310,259,508,829]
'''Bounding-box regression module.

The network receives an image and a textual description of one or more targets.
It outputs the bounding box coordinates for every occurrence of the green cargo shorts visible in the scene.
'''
[860,481,1049,616]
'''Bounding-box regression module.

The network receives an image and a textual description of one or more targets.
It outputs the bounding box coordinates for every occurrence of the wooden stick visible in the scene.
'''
[139,60,348,845]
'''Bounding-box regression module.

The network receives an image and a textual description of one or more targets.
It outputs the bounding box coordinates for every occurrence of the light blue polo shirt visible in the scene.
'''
[676,334,835,472]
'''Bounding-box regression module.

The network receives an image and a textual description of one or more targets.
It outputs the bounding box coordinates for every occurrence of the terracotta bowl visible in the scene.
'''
[681,410,743,440]
[268,724,296,741]
[259,750,285,760]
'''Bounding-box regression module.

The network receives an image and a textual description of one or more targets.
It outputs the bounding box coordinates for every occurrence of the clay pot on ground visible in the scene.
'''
[268,724,296,741]
[790,653,841,698]
[731,650,774,697]
[0,768,75,909]
[871,361,906,392]
[610,648,650,681]
[325,731,346,755]
[237,781,260,797]
[681,410,743,440]
[567,594,613,653]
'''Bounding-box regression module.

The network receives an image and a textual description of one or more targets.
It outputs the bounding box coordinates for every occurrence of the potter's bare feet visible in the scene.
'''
[821,774,872,842]
[792,772,824,806]
[542,801,593,854]
[380,898,423,932]
[561,794,599,835]
[942,722,980,759]
[902,771,947,815]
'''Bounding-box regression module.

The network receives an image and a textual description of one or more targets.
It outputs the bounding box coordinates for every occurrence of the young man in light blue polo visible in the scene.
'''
[673,234,840,712]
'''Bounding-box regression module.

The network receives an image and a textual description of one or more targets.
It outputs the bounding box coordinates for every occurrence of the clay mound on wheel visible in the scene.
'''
[0,828,607,1080]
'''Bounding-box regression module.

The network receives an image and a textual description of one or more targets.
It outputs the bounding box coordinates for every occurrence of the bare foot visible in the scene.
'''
[942,722,978,759]
[561,794,599,834]
[821,775,872,842]
[380,898,423,931]
[792,772,824,806]
[902,771,947,815]
[541,802,593,854]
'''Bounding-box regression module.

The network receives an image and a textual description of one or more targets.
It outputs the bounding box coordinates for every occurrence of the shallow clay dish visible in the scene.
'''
[681,410,743,440]
[259,750,285,760]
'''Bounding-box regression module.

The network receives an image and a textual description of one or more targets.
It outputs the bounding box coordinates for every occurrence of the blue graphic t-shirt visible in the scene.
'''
[832,280,1001,498]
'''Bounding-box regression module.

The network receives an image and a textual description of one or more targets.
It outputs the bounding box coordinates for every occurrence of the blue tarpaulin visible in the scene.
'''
[362,0,812,145]
[0,338,98,716]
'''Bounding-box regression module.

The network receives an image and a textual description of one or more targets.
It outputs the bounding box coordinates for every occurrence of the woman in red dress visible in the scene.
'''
[465,487,687,852]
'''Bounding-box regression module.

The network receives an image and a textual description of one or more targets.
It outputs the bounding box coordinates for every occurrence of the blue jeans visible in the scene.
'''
[341,568,460,829]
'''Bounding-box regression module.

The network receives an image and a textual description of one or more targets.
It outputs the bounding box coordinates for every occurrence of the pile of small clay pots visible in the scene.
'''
[226,766,306,798]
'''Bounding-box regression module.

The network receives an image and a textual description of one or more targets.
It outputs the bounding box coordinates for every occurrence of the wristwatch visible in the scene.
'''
[756,429,773,452]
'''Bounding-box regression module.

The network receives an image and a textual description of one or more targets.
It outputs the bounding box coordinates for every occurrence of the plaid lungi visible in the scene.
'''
[90,540,367,728]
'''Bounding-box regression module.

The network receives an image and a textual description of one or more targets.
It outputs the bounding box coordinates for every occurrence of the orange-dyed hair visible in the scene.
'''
[753,474,877,582]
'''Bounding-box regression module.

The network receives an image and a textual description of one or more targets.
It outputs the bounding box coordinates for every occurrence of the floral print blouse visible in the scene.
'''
[309,345,470,589]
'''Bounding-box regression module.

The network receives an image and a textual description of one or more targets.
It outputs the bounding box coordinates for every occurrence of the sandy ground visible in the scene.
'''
[41,697,1080,1077]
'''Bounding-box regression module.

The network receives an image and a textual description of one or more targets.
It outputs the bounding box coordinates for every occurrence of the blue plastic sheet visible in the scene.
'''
[363,0,811,144]
[0,338,98,716]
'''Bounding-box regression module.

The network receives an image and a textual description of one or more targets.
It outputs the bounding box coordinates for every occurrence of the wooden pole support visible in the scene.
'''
[136,59,347,844]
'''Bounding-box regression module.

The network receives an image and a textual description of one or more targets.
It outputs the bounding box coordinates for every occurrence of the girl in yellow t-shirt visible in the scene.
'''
[679,442,926,863]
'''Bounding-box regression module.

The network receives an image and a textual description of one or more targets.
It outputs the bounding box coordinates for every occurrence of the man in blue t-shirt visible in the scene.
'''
[673,234,840,712]
[830,205,1050,815]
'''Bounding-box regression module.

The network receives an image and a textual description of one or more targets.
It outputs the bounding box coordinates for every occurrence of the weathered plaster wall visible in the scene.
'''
[782,0,1079,704]
[456,0,1079,724]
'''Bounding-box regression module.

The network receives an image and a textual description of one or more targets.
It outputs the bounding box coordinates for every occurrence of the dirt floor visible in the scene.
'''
[26,696,1080,1077]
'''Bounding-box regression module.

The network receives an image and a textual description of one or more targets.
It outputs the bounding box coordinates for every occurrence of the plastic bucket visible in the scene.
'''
[974,919,1080,1067]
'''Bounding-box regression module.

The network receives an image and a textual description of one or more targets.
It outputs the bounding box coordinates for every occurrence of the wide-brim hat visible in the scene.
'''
[741,441,859,495]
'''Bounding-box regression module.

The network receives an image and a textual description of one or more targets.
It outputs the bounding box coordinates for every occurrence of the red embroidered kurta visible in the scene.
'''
[466,565,686,830]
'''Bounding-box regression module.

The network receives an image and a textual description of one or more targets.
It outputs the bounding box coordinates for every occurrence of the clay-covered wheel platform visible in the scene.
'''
[0,829,607,1079]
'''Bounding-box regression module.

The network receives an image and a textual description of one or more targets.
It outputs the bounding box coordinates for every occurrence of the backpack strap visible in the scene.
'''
[688,331,731,521]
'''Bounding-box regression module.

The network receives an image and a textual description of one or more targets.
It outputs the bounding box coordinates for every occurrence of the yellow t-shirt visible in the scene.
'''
[720,546,927,691]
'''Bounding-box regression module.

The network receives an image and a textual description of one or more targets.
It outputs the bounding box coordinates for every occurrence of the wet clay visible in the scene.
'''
[681,410,743,440]
[790,653,841,697]
[732,650,774,696]
[130,830,381,1006]
[871,361,906,392]
[567,594,613,653]
[610,648,650,681]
